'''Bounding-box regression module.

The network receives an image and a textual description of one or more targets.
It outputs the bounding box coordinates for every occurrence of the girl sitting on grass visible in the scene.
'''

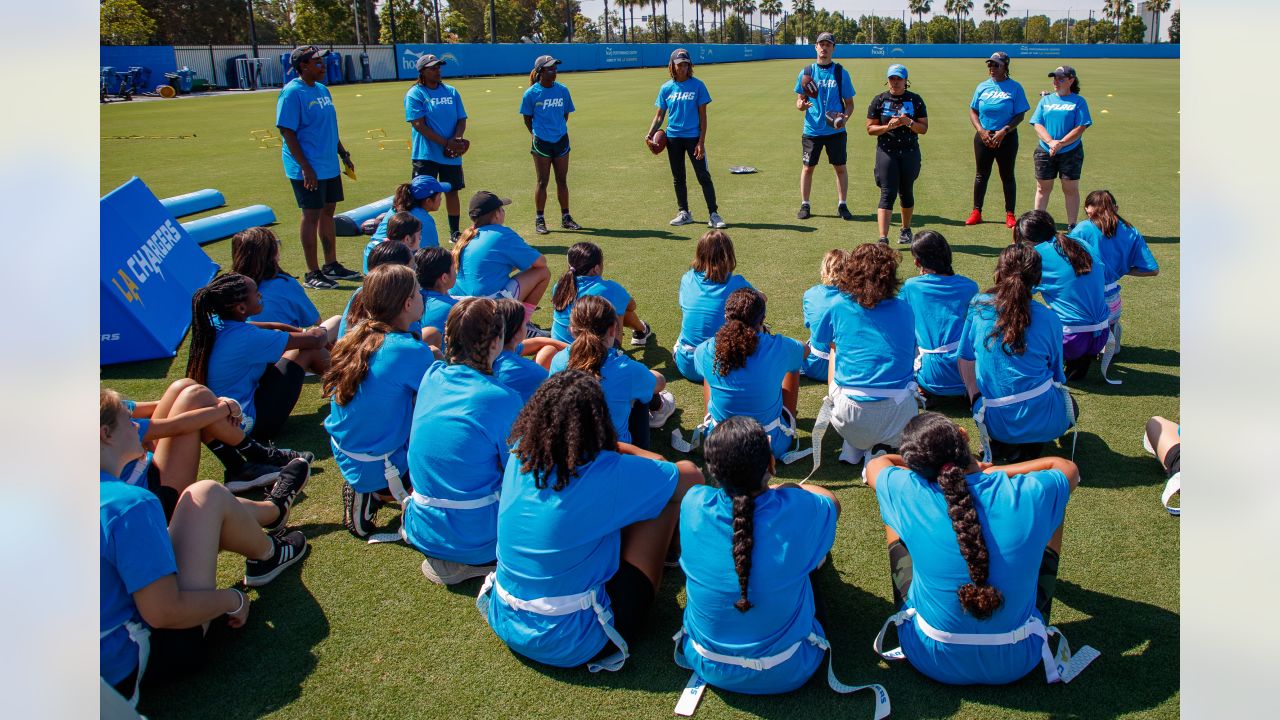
[1067,189,1159,348]
[800,249,846,382]
[674,230,754,383]
[415,246,459,351]
[451,191,551,338]
[233,227,339,342]
[492,298,565,404]
[338,241,426,342]
[898,230,979,399]
[363,175,449,272]
[551,241,653,346]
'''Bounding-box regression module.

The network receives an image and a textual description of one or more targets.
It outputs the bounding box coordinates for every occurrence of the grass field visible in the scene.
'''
[101,57,1179,719]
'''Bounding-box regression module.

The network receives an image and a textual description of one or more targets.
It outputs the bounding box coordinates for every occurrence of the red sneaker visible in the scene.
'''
[1005,212,1016,228]
[964,208,983,226]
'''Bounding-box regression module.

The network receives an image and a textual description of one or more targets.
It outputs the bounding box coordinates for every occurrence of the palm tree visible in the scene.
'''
[739,0,759,42]
[792,0,814,44]
[945,0,974,43]
[908,0,932,29]
[760,0,781,43]
[983,0,1008,41]
[1146,0,1171,43]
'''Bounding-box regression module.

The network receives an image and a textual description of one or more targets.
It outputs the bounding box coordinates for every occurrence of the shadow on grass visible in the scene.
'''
[910,214,970,229]
[948,242,1007,258]
[731,222,819,233]
[1068,431,1170,491]
[1143,235,1180,245]
[577,227,687,241]
[101,356,181,381]
[1066,362,1179,398]
[1109,345,1181,369]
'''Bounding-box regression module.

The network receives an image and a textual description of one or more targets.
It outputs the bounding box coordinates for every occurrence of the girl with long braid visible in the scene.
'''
[957,243,1075,463]
[186,273,329,440]
[550,241,652,345]
[865,412,1086,685]
[323,265,435,539]
[481,370,704,672]
[675,417,842,694]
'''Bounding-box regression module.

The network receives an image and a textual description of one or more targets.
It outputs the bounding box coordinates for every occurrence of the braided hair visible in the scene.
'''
[552,242,604,312]
[323,265,418,405]
[899,412,1003,619]
[985,243,1042,355]
[509,369,617,491]
[704,416,772,613]
[713,288,766,376]
[444,297,504,374]
[186,273,253,385]
[566,296,617,377]
[1015,210,1091,276]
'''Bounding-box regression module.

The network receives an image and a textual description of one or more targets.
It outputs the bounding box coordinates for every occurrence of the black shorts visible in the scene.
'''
[531,134,571,158]
[1163,443,1181,479]
[144,463,180,522]
[249,360,305,441]
[802,132,848,167]
[1033,146,1084,181]
[289,176,343,210]
[110,625,207,698]
[592,560,656,660]
[412,160,465,191]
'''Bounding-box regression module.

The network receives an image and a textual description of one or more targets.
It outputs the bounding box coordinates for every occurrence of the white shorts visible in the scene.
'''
[828,387,919,451]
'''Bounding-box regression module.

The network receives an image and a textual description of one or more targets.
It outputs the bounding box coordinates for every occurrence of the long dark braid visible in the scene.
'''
[186,273,252,385]
[704,416,772,613]
[509,370,617,491]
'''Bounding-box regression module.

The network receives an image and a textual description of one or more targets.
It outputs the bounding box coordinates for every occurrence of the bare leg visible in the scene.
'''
[534,345,558,370]
[320,315,341,345]
[153,383,221,493]
[1145,416,1180,469]
[318,202,338,265]
[422,326,443,349]
[621,299,646,334]
[1061,179,1080,226]
[515,265,551,307]
[834,164,848,204]
[282,346,330,376]
[877,208,892,238]
[533,155,552,215]
[619,460,703,588]
[1034,179,1055,213]
[799,164,815,203]
[299,208,322,272]
[168,480,272,591]
[781,370,800,417]
[552,154,571,214]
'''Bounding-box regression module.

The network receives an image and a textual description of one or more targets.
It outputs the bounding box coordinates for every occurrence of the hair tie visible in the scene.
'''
[940,463,957,475]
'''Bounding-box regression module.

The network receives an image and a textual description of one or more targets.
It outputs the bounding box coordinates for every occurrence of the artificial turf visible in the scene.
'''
[100,56,1180,719]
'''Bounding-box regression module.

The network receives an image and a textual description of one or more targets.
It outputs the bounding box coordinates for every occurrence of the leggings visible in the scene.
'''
[874,147,921,210]
[889,540,1061,623]
[666,136,718,213]
[973,130,1019,212]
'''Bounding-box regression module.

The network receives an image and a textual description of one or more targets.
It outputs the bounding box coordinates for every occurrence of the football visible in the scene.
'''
[647,129,667,154]
[360,215,383,235]
[802,77,820,98]
[443,138,471,158]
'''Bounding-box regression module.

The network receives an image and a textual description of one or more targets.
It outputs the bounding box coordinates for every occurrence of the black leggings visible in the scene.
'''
[889,540,1061,623]
[874,147,921,210]
[627,400,651,450]
[973,130,1019,212]
[666,136,717,213]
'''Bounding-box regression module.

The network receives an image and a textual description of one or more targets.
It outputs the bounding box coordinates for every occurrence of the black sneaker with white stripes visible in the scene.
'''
[342,483,382,539]
[260,444,315,468]
[263,459,310,536]
[561,214,582,230]
[524,322,551,339]
[321,262,362,282]
[304,270,338,290]
[225,462,282,493]
[244,530,309,587]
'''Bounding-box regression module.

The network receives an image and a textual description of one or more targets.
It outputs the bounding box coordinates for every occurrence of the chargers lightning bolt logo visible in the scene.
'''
[112,269,143,306]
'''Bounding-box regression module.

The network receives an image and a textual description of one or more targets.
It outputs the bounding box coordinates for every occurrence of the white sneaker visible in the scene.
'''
[420,557,495,586]
[708,212,727,229]
[669,210,694,226]
[838,443,866,466]
[649,390,677,428]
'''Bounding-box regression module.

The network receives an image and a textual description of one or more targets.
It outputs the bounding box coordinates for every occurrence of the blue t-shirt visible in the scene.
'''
[813,295,916,397]
[205,320,288,425]
[118,419,152,488]
[366,206,440,272]
[451,225,543,298]
[337,287,424,339]
[404,362,522,565]
[487,451,679,667]
[801,283,841,380]
[656,77,712,139]
[275,78,340,180]
[794,63,856,137]
[549,347,656,444]
[677,270,753,348]
[1034,240,1109,328]
[520,81,575,142]
[958,295,1070,444]
[324,332,434,492]
[405,82,467,164]
[969,78,1031,132]
[1029,92,1092,153]
[249,275,321,328]
[876,465,1071,685]
[1068,219,1158,289]
[899,274,980,397]
[420,289,459,332]
[492,349,548,404]
[100,473,177,686]
[695,333,805,427]
[679,485,837,694]
[550,275,633,343]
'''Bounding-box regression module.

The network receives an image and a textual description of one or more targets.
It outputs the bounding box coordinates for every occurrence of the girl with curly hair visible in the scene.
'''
[865,412,1088,685]
[673,230,754,382]
[480,370,704,672]
[898,230,979,398]
[800,249,847,382]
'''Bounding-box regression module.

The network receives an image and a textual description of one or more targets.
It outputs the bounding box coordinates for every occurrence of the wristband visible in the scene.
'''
[228,589,246,616]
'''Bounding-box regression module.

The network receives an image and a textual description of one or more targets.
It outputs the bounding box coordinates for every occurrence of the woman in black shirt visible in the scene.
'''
[866,64,929,245]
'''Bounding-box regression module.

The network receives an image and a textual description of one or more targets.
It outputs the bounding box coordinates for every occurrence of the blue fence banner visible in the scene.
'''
[101,177,220,365]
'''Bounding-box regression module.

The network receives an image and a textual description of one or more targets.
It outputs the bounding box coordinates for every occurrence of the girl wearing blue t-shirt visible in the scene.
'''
[1069,189,1160,346]
[186,273,330,440]
[801,248,847,382]
[339,241,429,342]
[323,264,435,539]
[480,370,704,672]
[364,176,448,272]
[452,191,552,336]
[522,57,581,234]
[492,298,565,404]
[674,230,754,383]
[899,231,980,398]
[646,49,725,229]
[1030,66,1092,228]
[232,227,339,343]
[966,53,1030,228]
[551,241,652,345]
[691,289,807,462]
[414,246,457,351]
[865,412,1089,686]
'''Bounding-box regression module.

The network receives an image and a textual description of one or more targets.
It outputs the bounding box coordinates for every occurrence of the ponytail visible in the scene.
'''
[713,288,765,376]
[186,273,252,385]
[529,68,540,86]
[730,493,756,612]
[703,416,772,615]
[451,220,486,269]
[986,243,1041,355]
[324,265,417,405]
[552,242,604,312]
[566,296,616,376]
[1054,232,1093,277]
[392,182,415,213]
[1084,189,1128,239]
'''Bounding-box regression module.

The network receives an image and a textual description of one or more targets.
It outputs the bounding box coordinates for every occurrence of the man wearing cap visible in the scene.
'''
[520,55,581,235]
[1030,65,1092,228]
[967,52,1030,229]
[405,54,468,244]
[277,45,362,290]
[795,31,857,221]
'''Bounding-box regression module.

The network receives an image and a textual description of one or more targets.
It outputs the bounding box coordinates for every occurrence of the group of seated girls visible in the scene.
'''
[102,186,1163,708]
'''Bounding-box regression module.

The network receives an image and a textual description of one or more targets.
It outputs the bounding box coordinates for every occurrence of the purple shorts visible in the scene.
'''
[1062,330,1108,362]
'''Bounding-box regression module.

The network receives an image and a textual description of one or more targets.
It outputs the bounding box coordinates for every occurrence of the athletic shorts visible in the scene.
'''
[289,175,343,210]
[531,134,571,158]
[110,625,207,698]
[593,559,655,660]
[802,132,848,167]
[1033,146,1084,181]
[144,463,180,522]
[829,387,919,451]
[412,160,465,191]
[249,360,305,441]
[1062,329,1108,362]
[1163,443,1181,479]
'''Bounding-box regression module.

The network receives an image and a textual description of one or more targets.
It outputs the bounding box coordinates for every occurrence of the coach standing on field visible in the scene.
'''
[795,31,856,221]
[405,54,468,244]
[277,45,362,290]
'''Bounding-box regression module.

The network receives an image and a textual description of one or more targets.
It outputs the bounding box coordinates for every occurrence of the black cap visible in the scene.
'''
[1048,65,1077,79]
[670,49,691,64]
[468,191,512,219]
[290,45,329,69]
[815,32,835,45]
[416,54,446,72]
[533,55,561,72]
[987,51,1010,66]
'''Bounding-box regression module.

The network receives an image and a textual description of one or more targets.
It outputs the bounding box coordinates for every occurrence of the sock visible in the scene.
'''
[536,212,545,220]
[448,214,460,235]
[561,210,570,218]
[801,200,810,206]
[234,436,271,463]
[838,200,847,207]
[206,440,245,471]
[648,394,664,411]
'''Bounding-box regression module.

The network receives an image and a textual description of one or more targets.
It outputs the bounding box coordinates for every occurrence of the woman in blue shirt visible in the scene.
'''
[521,55,581,235]
[801,249,846,382]
[865,412,1087,686]
[452,191,552,337]
[481,370,704,672]
[551,241,653,345]
[364,175,448,272]
[646,49,726,229]
[675,230,754,382]
[1068,189,1160,345]
[1030,66,1092,228]
[966,52,1030,228]
[898,231,979,398]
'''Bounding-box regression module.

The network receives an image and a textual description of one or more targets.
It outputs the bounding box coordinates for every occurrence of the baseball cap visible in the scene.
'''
[670,49,692,64]
[468,191,512,219]
[411,175,451,200]
[1048,65,1077,79]
[533,55,561,72]
[815,32,835,45]
[987,51,1010,66]
[290,45,329,69]
[416,54,446,71]
[887,64,909,80]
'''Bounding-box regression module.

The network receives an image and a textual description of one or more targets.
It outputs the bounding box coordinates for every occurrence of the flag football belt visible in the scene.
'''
[671,408,811,465]
[913,341,960,373]
[973,379,1077,463]
[1163,471,1181,516]
[674,340,698,355]
[476,573,629,673]
[799,382,924,483]
[873,607,1099,684]
[1061,320,1122,385]
[101,619,150,707]
[809,345,831,361]
[330,438,414,544]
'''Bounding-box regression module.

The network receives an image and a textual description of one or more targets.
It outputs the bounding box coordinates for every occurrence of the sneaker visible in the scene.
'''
[878,236,889,245]
[796,203,811,220]
[1066,222,1076,232]
[259,444,315,468]
[304,270,338,290]
[244,530,310,587]
[321,262,362,282]
[1005,212,1016,228]
[225,462,282,493]
[524,321,551,339]
[561,214,582,231]
[263,459,310,535]
[838,444,866,466]
[669,210,694,226]
[837,204,854,221]
[899,227,914,245]
[450,230,461,245]
[649,390,677,428]
[534,216,549,235]
[630,321,653,347]
[342,483,381,539]
[708,212,728,229]
[965,208,983,226]
[420,556,494,586]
